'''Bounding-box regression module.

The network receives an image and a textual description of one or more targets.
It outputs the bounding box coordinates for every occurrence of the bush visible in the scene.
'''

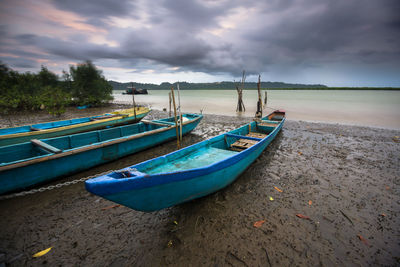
[69,61,113,106]
[40,86,71,116]
[0,61,113,115]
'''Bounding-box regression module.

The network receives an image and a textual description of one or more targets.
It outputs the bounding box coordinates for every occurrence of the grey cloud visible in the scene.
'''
[2,0,400,85]
[158,0,225,28]
[51,0,135,18]
[237,1,400,69]
[0,56,38,68]
[15,34,123,61]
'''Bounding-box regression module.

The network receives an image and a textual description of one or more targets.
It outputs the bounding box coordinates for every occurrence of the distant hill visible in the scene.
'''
[109,80,328,90]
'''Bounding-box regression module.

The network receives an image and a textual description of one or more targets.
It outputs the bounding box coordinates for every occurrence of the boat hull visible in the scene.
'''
[0,108,150,147]
[86,113,284,211]
[0,114,202,194]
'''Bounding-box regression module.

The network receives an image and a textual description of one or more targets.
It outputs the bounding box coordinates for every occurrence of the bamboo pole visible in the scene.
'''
[171,86,180,148]
[177,83,182,141]
[168,92,172,117]
[257,75,262,108]
[131,82,136,119]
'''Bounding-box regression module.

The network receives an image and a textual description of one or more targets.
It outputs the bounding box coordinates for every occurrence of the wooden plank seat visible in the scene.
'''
[246,132,267,139]
[31,139,62,154]
[231,138,259,152]
[258,122,278,127]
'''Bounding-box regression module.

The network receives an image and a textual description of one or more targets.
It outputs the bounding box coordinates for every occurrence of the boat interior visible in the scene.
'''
[0,107,150,136]
[0,116,111,136]
[115,114,284,177]
[0,114,199,167]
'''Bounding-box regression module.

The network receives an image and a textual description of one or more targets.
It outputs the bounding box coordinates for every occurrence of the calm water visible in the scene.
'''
[114,90,400,129]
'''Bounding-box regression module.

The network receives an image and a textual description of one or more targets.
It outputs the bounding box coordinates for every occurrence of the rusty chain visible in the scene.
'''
[0,169,118,201]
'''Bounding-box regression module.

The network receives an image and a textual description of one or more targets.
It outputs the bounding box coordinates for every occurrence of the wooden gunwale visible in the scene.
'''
[0,116,201,172]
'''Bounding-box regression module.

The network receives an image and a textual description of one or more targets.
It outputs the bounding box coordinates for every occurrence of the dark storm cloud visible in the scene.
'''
[14,34,123,61]
[221,0,400,75]
[51,0,135,18]
[1,0,400,85]
[157,0,225,28]
[1,56,38,68]
[48,0,138,28]
[108,0,400,77]
[120,28,212,66]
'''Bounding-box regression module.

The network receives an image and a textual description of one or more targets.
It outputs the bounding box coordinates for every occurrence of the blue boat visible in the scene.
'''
[0,107,151,147]
[0,113,202,195]
[85,110,285,212]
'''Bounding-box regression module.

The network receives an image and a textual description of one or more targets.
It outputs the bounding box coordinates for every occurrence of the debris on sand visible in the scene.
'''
[101,204,121,210]
[274,186,283,193]
[339,210,354,226]
[253,220,266,228]
[296,214,311,220]
[357,234,370,246]
[33,247,52,258]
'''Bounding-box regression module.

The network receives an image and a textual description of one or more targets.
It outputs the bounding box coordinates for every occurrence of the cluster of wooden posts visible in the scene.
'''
[169,85,183,148]
[130,72,268,148]
[235,70,268,118]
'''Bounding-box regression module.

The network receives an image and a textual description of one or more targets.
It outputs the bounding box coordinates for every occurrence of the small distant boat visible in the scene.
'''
[85,110,285,212]
[123,88,148,95]
[0,113,202,194]
[0,107,151,147]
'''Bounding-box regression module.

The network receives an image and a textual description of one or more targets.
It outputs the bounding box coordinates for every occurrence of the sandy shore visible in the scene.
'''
[0,105,399,266]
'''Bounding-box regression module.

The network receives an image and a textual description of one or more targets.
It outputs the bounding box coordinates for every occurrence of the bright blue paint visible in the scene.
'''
[0,111,150,147]
[85,111,285,212]
[145,147,238,174]
[0,114,202,194]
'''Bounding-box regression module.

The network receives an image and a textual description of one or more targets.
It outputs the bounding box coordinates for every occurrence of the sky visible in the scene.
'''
[0,0,399,87]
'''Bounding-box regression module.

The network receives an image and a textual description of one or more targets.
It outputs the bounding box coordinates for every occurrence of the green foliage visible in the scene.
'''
[0,64,69,115]
[109,80,400,91]
[69,61,113,106]
[108,80,329,90]
[0,61,114,115]
[40,86,70,116]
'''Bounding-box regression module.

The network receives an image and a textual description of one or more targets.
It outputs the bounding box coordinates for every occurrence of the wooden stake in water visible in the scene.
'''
[256,75,263,119]
[264,90,268,106]
[177,83,183,142]
[171,87,180,148]
[234,70,246,112]
[256,75,262,118]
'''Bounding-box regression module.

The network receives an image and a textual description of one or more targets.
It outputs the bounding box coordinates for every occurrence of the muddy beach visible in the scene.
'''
[0,105,399,266]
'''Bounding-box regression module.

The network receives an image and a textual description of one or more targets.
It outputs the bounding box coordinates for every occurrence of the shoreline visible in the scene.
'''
[1,103,399,131]
[0,105,399,266]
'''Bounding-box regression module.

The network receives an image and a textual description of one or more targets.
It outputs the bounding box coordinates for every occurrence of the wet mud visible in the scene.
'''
[0,105,399,266]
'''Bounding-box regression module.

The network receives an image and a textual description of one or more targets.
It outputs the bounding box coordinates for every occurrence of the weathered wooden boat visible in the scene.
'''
[0,113,202,195]
[0,107,151,147]
[85,110,285,211]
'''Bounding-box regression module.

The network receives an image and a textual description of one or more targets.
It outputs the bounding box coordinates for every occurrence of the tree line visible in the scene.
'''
[0,61,113,115]
[108,80,328,90]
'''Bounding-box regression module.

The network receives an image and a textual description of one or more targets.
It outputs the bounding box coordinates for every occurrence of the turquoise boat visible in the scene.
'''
[85,110,285,212]
[0,107,151,147]
[0,113,202,195]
